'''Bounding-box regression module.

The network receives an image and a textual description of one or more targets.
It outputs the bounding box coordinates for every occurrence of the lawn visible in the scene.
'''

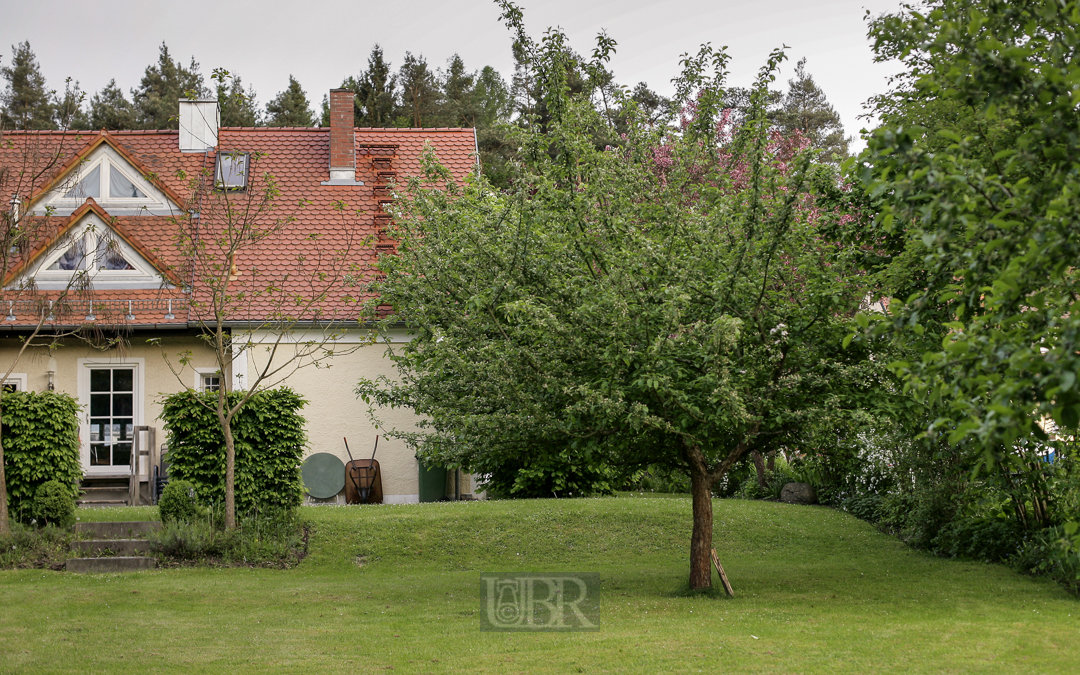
[1,495,1076,674]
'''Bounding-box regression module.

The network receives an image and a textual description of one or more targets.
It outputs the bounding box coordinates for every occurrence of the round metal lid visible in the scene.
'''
[301,452,346,499]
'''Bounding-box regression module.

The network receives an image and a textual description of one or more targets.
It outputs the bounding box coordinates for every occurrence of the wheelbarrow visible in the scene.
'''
[344,436,383,505]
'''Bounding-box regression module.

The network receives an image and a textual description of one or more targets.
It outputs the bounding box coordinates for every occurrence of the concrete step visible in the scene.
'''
[70,539,155,556]
[74,521,160,539]
[66,557,156,574]
[76,499,129,507]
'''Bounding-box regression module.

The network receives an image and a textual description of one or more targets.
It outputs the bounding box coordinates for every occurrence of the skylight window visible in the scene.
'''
[215,152,249,191]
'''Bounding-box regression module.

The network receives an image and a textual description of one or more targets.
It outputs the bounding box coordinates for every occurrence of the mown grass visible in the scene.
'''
[1,496,1077,674]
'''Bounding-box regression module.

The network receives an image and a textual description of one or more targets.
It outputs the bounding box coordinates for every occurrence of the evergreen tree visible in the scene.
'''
[473,65,512,128]
[0,41,55,130]
[131,43,207,129]
[440,54,476,127]
[88,79,137,130]
[350,44,396,127]
[396,52,441,127]
[217,75,259,127]
[264,75,314,127]
[774,58,849,159]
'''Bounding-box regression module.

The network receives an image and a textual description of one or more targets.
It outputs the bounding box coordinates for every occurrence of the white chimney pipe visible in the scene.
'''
[179,99,220,152]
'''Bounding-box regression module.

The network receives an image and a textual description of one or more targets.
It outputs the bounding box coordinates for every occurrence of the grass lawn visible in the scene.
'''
[1,495,1077,674]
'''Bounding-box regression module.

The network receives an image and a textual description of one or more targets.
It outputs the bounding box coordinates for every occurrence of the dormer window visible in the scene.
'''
[215,152,249,191]
[46,231,134,272]
[59,160,147,202]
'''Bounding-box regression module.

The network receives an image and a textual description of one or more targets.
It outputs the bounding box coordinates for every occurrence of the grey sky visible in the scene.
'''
[2,0,903,147]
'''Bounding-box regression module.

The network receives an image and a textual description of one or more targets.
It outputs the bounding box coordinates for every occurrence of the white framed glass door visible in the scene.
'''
[79,358,143,475]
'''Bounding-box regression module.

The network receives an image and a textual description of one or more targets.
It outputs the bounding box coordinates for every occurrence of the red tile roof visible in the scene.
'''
[0,125,477,328]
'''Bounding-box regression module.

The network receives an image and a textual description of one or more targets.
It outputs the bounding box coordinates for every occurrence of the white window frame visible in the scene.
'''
[54,157,150,208]
[2,373,27,391]
[194,368,222,393]
[77,357,144,475]
[215,152,250,191]
[28,213,161,289]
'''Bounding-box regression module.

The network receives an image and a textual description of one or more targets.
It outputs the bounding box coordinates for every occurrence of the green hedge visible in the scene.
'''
[1,391,81,522]
[160,387,307,512]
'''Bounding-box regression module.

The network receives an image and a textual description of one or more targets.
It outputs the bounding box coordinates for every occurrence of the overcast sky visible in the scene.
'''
[2,0,904,149]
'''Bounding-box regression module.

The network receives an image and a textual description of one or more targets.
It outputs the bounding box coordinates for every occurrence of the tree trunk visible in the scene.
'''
[751,450,768,489]
[689,465,714,590]
[219,410,236,530]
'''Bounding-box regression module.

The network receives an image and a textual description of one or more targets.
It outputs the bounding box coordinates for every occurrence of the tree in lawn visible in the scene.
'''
[131,43,207,129]
[357,3,871,590]
[165,137,367,530]
[264,75,314,127]
[1,41,56,130]
[0,106,103,535]
[858,0,1080,533]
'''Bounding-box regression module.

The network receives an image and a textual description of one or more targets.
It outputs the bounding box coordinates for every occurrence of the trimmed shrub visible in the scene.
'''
[2,391,81,522]
[158,479,200,524]
[160,387,306,512]
[31,480,76,529]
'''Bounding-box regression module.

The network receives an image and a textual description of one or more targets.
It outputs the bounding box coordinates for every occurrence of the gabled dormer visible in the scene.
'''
[8,200,182,291]
[32,132,183,217]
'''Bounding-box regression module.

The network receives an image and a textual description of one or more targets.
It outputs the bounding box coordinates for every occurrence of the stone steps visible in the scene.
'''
[70,539,154,556]
[67,521,160,574]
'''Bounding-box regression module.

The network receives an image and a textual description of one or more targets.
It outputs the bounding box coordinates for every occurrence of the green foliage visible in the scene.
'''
[158,479,201,524]
[88,79,137,130]
[159,388,307,513]
[264,75,313,127]
[0,521,73,569]
[478,447,616,498]
[31,480,75,529]
[0,41,55,130]
[1013,525,1080,595]
[1,391,81,523]
[931,517,1022,563]
[148,506,307,566]
[131,42,206,129]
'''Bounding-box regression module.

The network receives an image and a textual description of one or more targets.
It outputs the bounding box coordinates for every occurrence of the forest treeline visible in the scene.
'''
[0,40,850,185]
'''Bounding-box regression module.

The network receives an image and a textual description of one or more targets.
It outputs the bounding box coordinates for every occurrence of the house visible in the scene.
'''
[0,90,479,505]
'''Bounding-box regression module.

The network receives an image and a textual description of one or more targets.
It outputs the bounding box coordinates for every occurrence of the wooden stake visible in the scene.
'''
[711,548,734,597]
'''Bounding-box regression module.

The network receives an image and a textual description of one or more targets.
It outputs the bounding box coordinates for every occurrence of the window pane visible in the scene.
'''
[109,169,146,199]
[89,421,106,443]
[90,369,110,392]
[90,394,110,417]
[47,236,86,271]
[215,153,248,189]
[112,443,131,467]
[96,237,134,271]
[91,444,110,466]
[115,420,133,441]
[113,393,133,417]
[113,369,133,392]
[62,164,101,199]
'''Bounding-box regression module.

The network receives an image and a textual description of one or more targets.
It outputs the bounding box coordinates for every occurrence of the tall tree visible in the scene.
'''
[264,75,314,127]
[396,52,441,127]
[54,78,89,130]
[358,8,872,591]
[343,44,397,128]
[0,42,55,130]
[216,72,259,127]
[131,43,206,129]
[439,54,477,127]
[774,58,849,159]
[88,79,137,130]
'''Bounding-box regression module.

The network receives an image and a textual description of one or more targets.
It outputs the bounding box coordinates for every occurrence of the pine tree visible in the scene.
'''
[348,45,396,127]
[131,43,207,129]
[217,75,259,127]
[396,52,441,127]
[264,75,314,127]
[0,41,55,130]
[88,80,137,130]
[774,58,849,159]
[440,54,476,127]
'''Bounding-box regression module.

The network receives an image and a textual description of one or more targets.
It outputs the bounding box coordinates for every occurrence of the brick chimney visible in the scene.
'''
[328,89,355,182]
